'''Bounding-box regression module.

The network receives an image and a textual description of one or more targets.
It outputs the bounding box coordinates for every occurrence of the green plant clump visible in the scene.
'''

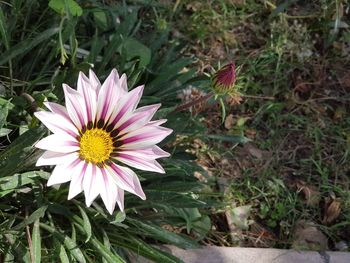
[0,1,217,262]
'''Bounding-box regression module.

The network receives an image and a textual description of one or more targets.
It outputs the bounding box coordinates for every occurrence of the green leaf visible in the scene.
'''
[0,189,13,198]
[13,206,47,231]
[0,27,59,66]
[0,7,9,50]
[147,58,192,94]
[69,213,125,263]
[111,211,126,224]
[89,237,125,263]
[0,128,11,137]
[0,128,46,177]
[57,241,70,263]
[127,218,199,249]
[101,229,111,263]
[77,205,92,243]
[93,10,108,30]
[32,219,41,263]
[49,0,83,16]
[0,171,50,191]
[115,233,183,263]
[122,38,151,67]
[40,223,86,263]
[0,98,13,129]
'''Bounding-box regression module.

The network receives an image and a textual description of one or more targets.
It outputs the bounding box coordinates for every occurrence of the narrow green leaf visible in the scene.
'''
[0,127,46,177]
[89,237,125,263]
[0,171,50,191]
[98,34,122,73]
[32,219,41,263]
[40,223,86,263]
[54,236,70,263]
[146,58,192,94]
[58,242,70,263]
[0,7,9,49]
[101,229,111,263]
[0,27,59,65]
[111,211,126,224]
[13,206,48,230]
[69,214,125,263]
[114,232,183,263]
[77,205,92,243]
[122,38,151,67]
[127,218,199,249]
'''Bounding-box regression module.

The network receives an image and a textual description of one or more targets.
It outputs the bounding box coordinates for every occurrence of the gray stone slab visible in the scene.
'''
[133,246,350,263]
[163,246,350,263]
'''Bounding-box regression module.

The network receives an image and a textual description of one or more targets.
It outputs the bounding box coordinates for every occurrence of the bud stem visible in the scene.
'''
[173,92,214,113]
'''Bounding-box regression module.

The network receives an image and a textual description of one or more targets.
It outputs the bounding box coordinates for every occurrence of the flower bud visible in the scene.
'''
[212,62,236,94]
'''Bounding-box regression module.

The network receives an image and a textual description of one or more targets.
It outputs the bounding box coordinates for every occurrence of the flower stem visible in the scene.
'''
[173,92,214,113]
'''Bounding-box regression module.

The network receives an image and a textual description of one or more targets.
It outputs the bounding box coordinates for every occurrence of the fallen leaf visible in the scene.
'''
[244,143,263,160]
[245,128,257,139]
[229,205,253,230]
[322,197,341,225]
[292,220,328,251]
[224,114,235,130]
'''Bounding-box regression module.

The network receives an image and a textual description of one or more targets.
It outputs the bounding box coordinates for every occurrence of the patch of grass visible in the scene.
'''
[164,0,350,250]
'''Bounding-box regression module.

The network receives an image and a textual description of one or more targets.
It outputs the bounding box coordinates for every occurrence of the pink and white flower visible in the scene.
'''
[35,69,172,214]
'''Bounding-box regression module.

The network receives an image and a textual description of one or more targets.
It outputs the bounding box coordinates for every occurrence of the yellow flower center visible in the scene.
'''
[79,128,113,164]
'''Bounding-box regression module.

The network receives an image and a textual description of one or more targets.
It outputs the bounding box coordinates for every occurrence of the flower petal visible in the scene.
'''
[68,161,88,200]
[116,104,161,135]
[99,168,121,214]
[89,69,101,93]
[36,151,79,166]
[47,157,81,186]
[116,187,124,212]
[117,146,170,160]
[35,111,78,138]
[108,85,144,127]
[119,73,128,93]
[77,72,97,123]
[114,153,165,173]
[120,126,172,150]
[107,163,146,200]
[63,84,88,129]
[44,102,70,120]
[83,163,100,207]
[96,69,121,122]
[35,134,79,153]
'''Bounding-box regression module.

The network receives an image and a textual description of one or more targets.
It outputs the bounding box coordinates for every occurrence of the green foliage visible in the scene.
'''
[0,0,213,262]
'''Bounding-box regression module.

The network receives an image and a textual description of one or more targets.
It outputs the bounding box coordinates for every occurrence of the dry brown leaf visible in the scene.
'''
[292,220,328,251]
[322,197,341,225]
[224,114,235,130]
[244,143,263,160]
[245,128,257,139]
[296,180,321,207]
[226,93,243,106]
